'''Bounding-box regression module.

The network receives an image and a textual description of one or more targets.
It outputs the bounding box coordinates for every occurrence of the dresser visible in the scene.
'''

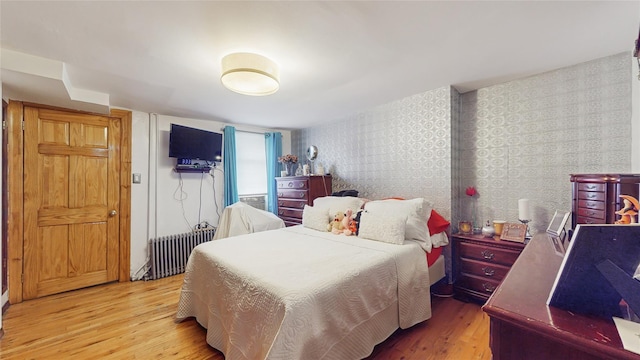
[453,233,525,304]
[483,234,640,360]
[570,174,640,229]
[276,175,332,226]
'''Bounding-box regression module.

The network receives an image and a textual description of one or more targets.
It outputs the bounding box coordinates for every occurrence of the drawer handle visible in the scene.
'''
[287,182,294,188]
[586,185,597,190]
[587,194,596,199]
[278,201,284,206]
[298,193,305,198]
[585,219,594,224]
[296,203,305,208]
[481,250,494,260]
[587,211,596,216]
[482,283,496,293]
[482,267,495,277]
[278,193,283,197]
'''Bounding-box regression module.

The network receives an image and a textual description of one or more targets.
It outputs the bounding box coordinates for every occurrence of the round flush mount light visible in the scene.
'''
[221,52,280,96]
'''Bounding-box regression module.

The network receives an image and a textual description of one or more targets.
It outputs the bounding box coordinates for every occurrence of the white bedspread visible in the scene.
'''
[176,225,431,360]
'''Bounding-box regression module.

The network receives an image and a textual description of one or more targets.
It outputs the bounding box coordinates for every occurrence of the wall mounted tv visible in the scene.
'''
[169,124,222,162]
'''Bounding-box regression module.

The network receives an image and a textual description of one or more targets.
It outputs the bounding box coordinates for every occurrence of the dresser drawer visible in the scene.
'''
[577,191,605,201]
[278,199,306,209]
[577,199,605,210]
[278,207,303,219]
[277,179,309,189]
[459,257,511,281]
[456,274,501,296]
[577,183,605,192]
[576,215,607,225]
[458,242,520,267]
[277,189,309,200]
[577,207,605,220]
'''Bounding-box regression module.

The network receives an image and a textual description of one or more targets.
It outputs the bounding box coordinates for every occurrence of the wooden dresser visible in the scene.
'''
[276,175,332,226]
[483,234,640,360]
[570,174,640,229]
[452,233,525,304]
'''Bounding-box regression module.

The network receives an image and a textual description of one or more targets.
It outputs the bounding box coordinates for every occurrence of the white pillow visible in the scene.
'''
[364,198,433,251]
[313,196,365,217]
[302,205,330,232]
[357,211,406,245]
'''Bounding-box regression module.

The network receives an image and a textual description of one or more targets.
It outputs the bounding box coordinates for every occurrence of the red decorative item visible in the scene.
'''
[464,186,479,231]
[465,186,477,197]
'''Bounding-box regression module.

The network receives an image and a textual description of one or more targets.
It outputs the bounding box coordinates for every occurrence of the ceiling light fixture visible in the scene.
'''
[221,52,279,96]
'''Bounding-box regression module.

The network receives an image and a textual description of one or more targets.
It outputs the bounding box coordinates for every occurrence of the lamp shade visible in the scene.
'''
[221,52,279,96]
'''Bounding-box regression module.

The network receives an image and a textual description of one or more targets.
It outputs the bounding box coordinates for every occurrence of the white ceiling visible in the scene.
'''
[1,1,638,130]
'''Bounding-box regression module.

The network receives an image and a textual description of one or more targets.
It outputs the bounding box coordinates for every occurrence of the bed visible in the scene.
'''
[176,197,449,360]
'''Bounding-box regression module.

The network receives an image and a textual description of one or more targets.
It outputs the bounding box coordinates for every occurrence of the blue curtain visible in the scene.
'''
[265,132,282,214]
[223,126,239,207]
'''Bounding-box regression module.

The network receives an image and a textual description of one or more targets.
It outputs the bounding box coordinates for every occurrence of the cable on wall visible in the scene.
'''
[211,165,223,221]
[173,172,193,231]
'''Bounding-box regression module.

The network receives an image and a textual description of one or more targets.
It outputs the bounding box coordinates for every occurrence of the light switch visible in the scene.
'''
[132,173,142,184]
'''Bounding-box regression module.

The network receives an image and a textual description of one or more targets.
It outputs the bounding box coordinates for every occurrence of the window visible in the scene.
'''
[235,131,267,210]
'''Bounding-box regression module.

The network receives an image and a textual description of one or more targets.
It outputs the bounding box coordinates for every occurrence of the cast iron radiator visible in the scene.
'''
[147,229,215,280]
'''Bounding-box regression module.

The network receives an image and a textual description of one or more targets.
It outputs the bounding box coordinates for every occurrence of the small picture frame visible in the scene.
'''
[546,210,571,239]
[458,221,472,235]
[548,234,566,256]
[500,222,527,243]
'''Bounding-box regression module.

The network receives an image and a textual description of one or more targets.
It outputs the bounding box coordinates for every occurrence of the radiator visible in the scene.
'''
[147,229,215,280]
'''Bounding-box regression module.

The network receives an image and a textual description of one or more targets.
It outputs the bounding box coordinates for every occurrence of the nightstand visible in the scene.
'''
[452,233,525,304]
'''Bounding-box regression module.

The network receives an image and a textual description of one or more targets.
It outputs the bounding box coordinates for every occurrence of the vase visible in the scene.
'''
[283,162,295,176]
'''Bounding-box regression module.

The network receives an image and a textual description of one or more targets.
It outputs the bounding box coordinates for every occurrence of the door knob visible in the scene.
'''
[109,210,118,217]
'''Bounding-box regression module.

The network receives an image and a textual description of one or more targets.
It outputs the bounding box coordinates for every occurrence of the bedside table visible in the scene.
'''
[452,233,525,304]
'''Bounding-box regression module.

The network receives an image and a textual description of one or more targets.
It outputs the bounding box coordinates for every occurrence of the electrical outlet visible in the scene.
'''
[132,173,142,184]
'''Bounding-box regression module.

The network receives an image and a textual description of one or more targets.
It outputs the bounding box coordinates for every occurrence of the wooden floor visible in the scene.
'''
[0,274,492,359]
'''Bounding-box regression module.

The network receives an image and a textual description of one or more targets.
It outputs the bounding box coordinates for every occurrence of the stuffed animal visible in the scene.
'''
[342,209,355,236]
[328,210,356,235]
[328,211,346,234]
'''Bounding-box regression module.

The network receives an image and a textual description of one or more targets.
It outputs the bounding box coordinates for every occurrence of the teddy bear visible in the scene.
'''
[327,209,356,235]
[328,211,346,234]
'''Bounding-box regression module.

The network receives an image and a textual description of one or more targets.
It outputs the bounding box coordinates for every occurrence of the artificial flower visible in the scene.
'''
[278,154,298,163]
[465,186,477,197]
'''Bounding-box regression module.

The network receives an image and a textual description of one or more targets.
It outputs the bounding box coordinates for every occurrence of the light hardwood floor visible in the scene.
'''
[0,274,492,359]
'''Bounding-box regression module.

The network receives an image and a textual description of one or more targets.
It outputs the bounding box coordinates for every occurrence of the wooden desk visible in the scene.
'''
[483,234,640,360]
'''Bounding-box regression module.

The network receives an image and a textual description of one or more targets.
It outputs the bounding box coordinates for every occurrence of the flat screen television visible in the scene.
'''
[169,124,222,162]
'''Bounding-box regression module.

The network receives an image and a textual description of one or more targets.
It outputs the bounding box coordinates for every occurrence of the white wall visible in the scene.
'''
[129,111,151,279]
[129,112,290,279]
[1,81,4,330]
[632,56,640,172]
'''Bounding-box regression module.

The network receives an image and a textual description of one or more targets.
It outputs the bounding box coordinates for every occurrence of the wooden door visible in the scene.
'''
[22,107,120,299]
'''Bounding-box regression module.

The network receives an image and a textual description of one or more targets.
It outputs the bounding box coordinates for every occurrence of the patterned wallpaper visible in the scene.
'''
[294,52,632,236]
[291,52,633,280]
[291,53,632,281]
[292,86,454,221]
[459,52,632,235]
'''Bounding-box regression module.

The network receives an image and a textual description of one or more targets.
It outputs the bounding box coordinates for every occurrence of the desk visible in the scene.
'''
[482,234,640,360]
